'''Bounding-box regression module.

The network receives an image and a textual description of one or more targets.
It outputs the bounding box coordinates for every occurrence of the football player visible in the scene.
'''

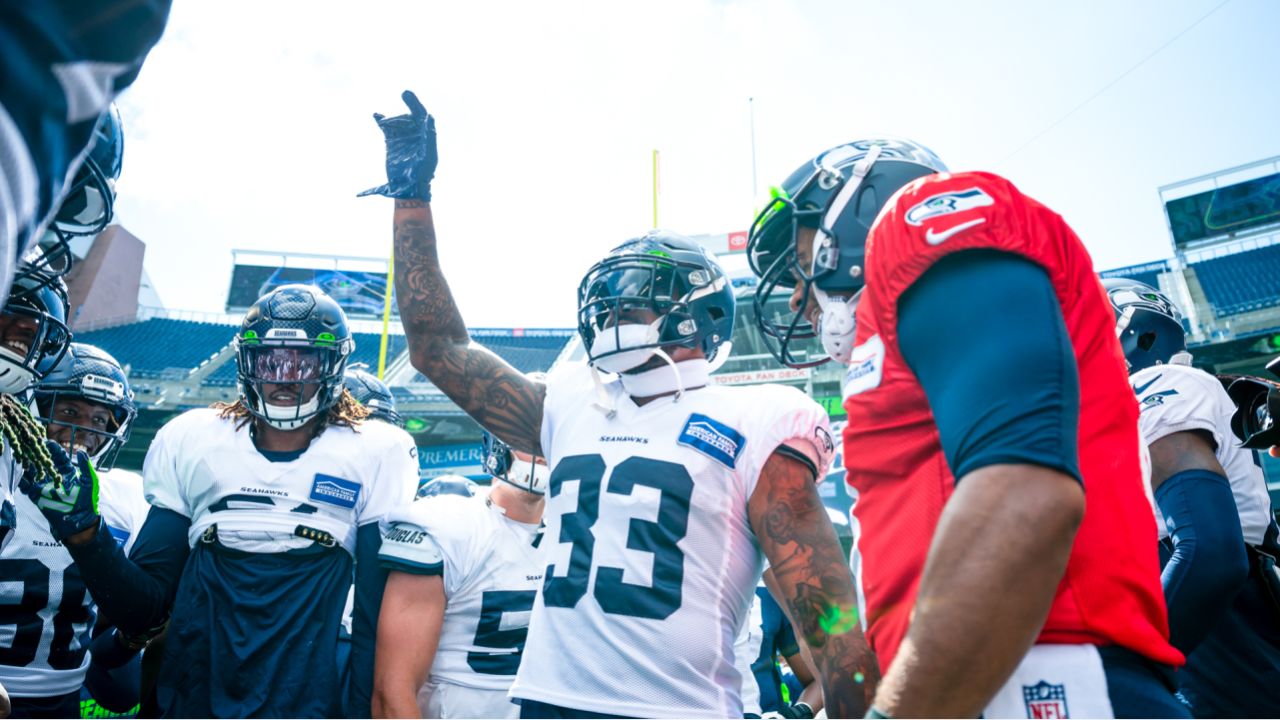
[363,91,876,719]
[0,342,146,719]
[0,1,169,295]
[0,101,125,562]
[749,140,1185,717]
[1107,279,1280,717]
[18,285,419,717]
[734,583,820,719]
[338,362,412,702]
[0,262,74,546]
[345,363,405,427]
[373,430,548,719]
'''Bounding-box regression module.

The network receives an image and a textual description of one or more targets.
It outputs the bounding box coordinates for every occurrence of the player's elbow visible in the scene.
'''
[960,463,1085,555]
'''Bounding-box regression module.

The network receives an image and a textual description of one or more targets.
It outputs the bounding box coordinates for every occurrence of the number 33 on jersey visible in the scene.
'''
[508,362,833,719]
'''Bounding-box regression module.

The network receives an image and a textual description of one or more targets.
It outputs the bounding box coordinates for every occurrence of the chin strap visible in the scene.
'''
[618,354,711,400]
[590,367,618,419]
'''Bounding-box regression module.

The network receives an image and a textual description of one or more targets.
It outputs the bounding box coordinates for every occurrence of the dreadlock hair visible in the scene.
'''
[0,394,60,483]
[212,387,371,437]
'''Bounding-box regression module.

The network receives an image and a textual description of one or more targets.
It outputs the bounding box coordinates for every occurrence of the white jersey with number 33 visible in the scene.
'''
[508,362,832,718]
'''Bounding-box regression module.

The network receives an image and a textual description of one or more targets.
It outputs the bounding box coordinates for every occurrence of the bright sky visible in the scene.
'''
[111,0,1279,328]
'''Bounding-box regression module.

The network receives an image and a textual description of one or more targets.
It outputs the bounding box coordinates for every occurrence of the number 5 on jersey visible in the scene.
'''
[543,454,693,620]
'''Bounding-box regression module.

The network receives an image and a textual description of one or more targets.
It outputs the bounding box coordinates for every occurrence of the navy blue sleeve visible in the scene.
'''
[83,637,142,714]
[1155,468,1250,654]
[65,506,190,637]
[897,249,1081,483]
[763,589,800,659]
[345,522,390,719]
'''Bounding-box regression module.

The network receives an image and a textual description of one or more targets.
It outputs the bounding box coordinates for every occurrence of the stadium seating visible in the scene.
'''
[349,332,410,371]
[78,318,237,379]
[1192,244,1280,316]
[409,333,570,383]
[81,316,571,396]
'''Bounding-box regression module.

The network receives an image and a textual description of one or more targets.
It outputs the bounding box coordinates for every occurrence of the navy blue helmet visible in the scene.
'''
[0,266,71,394]
[343,363,403,427]
[481,430,548,495]
[577,230,735,371]
[236,284,354,430]
[1102,278,1187,372]
[416,474,480,500]
[26,105,127,284]
[34,342,136,470]
[748,138,947,367]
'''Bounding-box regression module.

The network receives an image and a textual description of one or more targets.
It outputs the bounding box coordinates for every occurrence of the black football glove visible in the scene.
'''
[358,90,438,201]
[763,702,814,720]
[18,440,101,542]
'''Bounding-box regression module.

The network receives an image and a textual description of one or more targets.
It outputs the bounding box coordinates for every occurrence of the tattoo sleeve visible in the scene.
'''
[749,451,879,718]
[392,200,546,454]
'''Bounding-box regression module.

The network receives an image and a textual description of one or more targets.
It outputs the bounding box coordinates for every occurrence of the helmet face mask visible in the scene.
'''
[481,431,547,496]
[577,231,735,374]
[27,105,127,285]
[748,138,947,368]
[236,285,354,431]
[35,343,136,471]
[0,269,71,395]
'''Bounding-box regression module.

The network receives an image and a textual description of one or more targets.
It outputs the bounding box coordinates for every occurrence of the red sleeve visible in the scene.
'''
[863,171,1077,350]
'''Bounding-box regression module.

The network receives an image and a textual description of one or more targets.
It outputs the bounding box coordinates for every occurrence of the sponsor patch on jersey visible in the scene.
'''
[904,187,994,226]
[842,335,885,399]
[309,474,361,509]
[105,524,131,549]
[678,413,745,469]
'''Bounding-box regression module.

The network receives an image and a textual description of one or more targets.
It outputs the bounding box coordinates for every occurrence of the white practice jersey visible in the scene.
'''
[379,491,542,700]
[509,362,834,718]
[0,462,149,696]
[144,408,418,554]
[98,468,151,555]
[0,440,18,552]
[1132,358,1273,545]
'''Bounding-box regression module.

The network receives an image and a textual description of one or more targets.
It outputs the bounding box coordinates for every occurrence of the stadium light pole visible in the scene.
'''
[652,149,661,228]
[377,251,394,379]
[749,97,757,211]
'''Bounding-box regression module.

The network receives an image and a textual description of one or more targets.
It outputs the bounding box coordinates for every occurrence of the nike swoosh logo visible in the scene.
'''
[1132,374,1161,396]
[924,217,986,245]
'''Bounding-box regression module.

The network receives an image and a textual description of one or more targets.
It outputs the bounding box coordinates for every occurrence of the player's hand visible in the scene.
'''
[17,440,102,543]
[358,90,438,201]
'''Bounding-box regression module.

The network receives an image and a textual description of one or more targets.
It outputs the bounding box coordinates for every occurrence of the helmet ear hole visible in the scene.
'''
[707,306,725,322]
[1138,332,1158,352]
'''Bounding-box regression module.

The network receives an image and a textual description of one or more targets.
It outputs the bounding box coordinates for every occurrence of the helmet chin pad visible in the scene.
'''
[252,393,323,431]
[0,346,37,394]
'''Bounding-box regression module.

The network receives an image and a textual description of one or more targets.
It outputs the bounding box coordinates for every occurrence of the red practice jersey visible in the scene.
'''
[841,170,1181,671]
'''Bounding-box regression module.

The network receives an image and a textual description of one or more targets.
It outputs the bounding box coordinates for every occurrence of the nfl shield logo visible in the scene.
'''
[1023,680,1069,718]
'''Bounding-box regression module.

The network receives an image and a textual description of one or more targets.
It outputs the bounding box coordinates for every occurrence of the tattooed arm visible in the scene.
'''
[749,451,879,718]
[392,200,546,454]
